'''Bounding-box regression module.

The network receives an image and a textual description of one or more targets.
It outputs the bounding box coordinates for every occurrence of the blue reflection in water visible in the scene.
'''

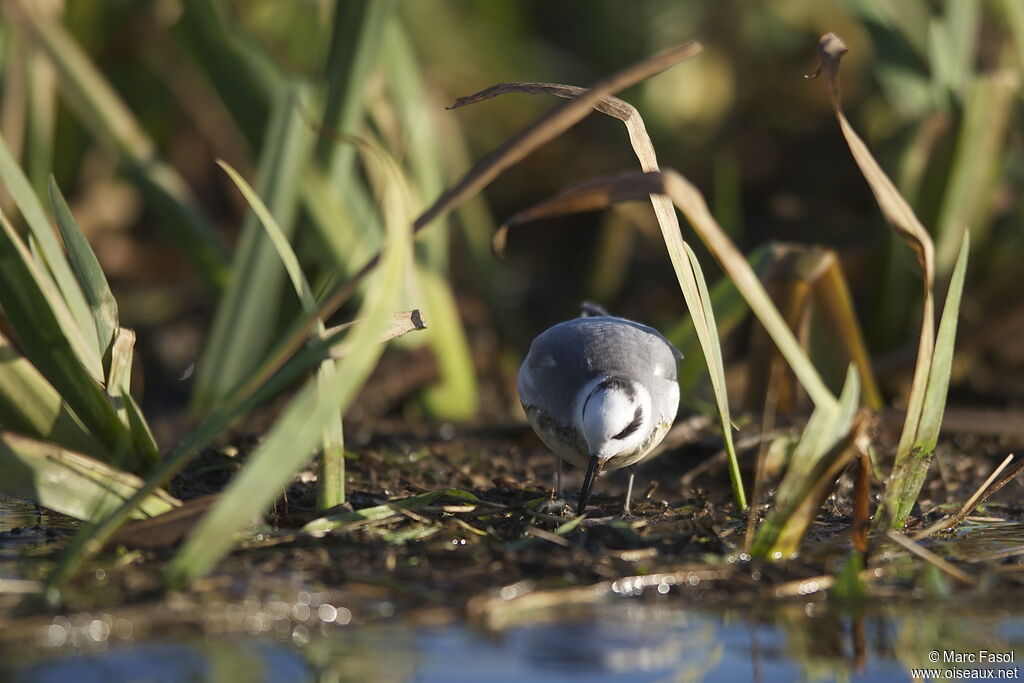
[408,608,914,683]
[7,604,1017,683]
[11,639,310,683]
[13,643,209,683]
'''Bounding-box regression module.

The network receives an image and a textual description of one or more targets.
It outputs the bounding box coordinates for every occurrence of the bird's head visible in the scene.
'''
[575,376,652,512]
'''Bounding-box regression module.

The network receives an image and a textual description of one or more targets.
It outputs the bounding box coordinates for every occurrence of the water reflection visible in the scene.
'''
[490,604,721,677]
[10,639,308,683]
[4,601,1021,682]
[0,496,74,599]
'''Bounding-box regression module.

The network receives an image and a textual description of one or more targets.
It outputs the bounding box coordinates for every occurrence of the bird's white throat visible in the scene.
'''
[576,377,652,461]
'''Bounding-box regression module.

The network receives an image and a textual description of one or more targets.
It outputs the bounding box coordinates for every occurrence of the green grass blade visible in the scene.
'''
[303,489,477,533]
[419,268,478,419]
[24,25,57,198]
[175,0,281,144]
[0,331,105,458]
[106,328,134,411]
[216,155,346,508]
[664,245,769,395]
[43,306,424,594]
[236,312,422,413]
[316,412,346,508]
[15,1,229,290]
[0,431,179,523]
[382,21,444,235]
[105,327,158,462]
[384,22,477,419]
[927,0,979,100]
[192,84,314,409]
[122,391,159,459]
[317,0,395,170]
[0,132,98,370]
[166,156,413,585]
[301,167,383,277]
[0,213,152,468]
[881,232,970,529]
[217,159,317,312]
[751,365,861,558]
[848,0,931,60]
[1000,0,1024,76]
[47,176,118,358]
[682,240,744,509]
[933,74,1016,275]
[665,172,838,413]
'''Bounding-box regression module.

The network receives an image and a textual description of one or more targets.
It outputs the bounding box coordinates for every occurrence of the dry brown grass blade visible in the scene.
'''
[498,169,837,409]
[912,454,1024,540]
[714,244,880,413]
[319,309,427,359]
[814,253,884,411]
[450,82,660,172]
[885,530,975,586]
[233,42,703,401]
[851,436,872,557]
[428,42,699,228]
[742,250,816,413]
[110,495,219,549]
[493,173,645,254]
[810,33,936,473]
[810,34,935,286]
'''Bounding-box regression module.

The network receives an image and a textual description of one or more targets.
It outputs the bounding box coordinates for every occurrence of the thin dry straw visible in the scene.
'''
[885,530,976,586]
[912,453,1022,540]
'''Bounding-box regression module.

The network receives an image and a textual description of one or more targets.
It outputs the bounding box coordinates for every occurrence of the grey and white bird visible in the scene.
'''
[518,305,682,514]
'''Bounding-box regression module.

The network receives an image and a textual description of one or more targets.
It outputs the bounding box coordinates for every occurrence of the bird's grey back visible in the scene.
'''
[518,316,681,427]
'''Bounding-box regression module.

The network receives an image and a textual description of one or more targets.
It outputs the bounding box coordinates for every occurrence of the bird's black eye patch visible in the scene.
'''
[613,407,643,440]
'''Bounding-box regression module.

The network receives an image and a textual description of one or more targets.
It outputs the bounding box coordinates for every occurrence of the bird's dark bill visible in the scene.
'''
[577,456,604,514]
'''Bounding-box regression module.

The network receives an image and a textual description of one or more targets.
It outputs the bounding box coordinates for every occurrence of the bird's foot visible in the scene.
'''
[620,500,640,520]
[618,510,642,523]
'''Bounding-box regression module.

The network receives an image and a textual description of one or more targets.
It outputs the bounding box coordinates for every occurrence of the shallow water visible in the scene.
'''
[0,497,75,591]
[2,495,1023,682]
[3,601,1022,682]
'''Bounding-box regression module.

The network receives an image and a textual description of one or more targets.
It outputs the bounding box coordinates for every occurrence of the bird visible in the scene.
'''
[518,304,682,515]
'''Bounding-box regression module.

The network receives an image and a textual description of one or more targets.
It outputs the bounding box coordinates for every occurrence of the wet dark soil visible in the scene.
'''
[3,407,1022,654]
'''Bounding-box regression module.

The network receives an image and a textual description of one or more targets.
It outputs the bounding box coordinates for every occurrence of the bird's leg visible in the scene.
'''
[542,458,568,515]
[623,466,637,515]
